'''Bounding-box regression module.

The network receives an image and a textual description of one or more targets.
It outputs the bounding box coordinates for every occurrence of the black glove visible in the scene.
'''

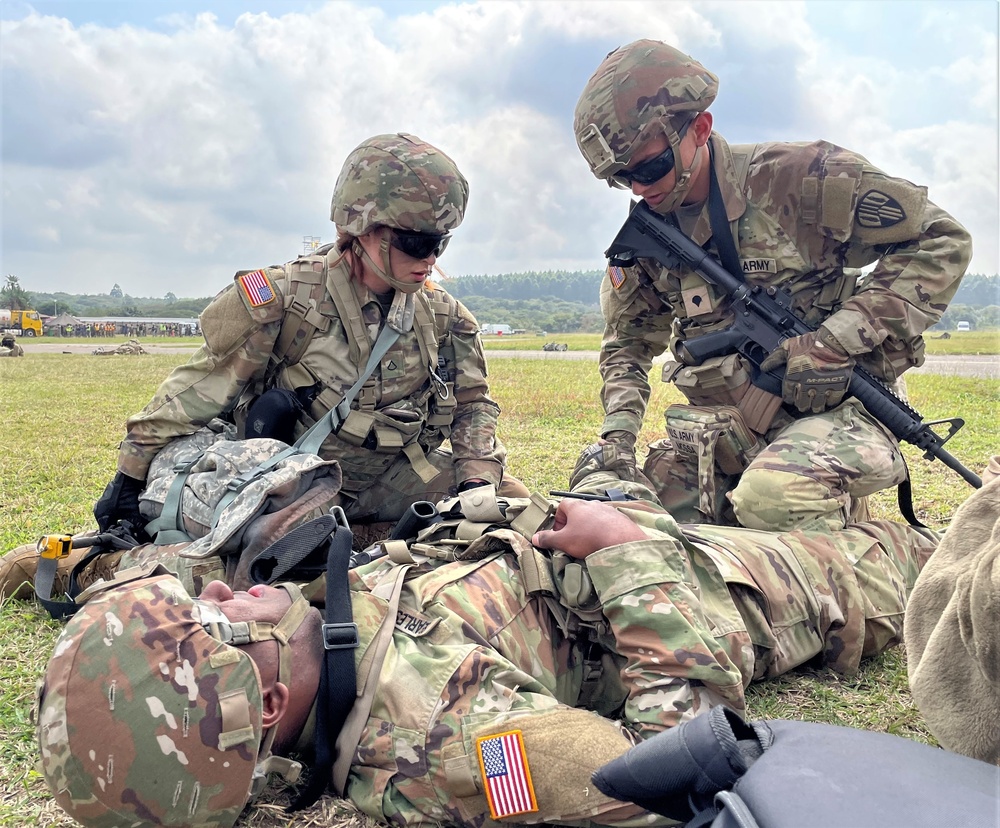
[94,471,146,533]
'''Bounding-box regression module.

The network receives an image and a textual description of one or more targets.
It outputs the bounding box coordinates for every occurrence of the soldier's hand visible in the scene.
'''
[570,431,638,488]
[760,327,855,415]
[532,498,646,559]
[93,471,146,533]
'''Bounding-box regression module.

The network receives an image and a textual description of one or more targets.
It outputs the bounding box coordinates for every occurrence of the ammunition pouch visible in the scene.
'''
[328,407,439,491]
[664,353,784,435]
[664,404,761,520]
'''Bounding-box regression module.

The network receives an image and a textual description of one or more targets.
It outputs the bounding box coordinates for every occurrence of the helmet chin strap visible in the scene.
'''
[649,126,703,216]
[195,582,314,788]
[352,236,426,295]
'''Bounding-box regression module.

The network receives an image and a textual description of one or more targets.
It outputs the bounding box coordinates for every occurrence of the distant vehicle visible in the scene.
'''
[956,321,971,332]
[0,308,43,337]
[481,323,513,336]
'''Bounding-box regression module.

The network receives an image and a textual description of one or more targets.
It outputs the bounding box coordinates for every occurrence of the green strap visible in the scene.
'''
[145,455,202,544]
[209,323,401,526]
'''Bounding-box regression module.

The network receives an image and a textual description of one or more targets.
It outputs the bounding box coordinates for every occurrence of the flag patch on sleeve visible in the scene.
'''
[476,730,538,819]
[608,264,627,290]
[238,269,276,307]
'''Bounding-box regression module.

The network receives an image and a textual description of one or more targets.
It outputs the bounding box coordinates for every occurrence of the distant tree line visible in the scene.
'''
[8,271,999,333]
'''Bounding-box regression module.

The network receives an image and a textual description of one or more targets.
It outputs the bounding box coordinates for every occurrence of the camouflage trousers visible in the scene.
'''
[643,399,906,532]
[342,446,529,523]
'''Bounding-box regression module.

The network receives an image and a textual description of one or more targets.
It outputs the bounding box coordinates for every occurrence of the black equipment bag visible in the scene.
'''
[593,705,1000,828]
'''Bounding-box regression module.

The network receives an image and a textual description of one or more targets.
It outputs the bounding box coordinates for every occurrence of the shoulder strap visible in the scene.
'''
[273,252,336,370]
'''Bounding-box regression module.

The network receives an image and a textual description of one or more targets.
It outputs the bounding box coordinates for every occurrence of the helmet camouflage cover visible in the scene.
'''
[331,132,470,236]
[573,39,719,180]
[36,574,265,828]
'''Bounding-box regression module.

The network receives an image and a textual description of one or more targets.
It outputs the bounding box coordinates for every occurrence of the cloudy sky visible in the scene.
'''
[2,0,997,299]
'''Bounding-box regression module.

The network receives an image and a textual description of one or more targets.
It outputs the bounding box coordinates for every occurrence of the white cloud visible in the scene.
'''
[1,0,996,300]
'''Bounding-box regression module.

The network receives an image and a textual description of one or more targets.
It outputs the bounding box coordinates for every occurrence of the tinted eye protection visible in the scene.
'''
[390,229,450,259]
[611,121,692,188]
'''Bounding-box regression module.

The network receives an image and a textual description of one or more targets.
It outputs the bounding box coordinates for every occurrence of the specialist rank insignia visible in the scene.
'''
[608,264,628,290]
[237,269,276,307]
[476,730,538,819]
[856,189,906,229]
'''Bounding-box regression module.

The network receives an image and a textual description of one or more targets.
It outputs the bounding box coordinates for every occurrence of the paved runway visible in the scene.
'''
[16,342,1000,379]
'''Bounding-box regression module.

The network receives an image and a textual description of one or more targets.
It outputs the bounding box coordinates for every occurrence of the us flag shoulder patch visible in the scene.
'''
[238,269,276,307]
[476,730,538,819]
[608,264,628,290]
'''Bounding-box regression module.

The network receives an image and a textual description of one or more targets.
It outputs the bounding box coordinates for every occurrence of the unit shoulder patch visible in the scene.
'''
[856,189,906,229]
[476,730,538,820]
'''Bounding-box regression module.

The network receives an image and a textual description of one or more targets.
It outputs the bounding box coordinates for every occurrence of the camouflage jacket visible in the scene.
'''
[304,498,935,826]
[118,253,506,489]
[599,133,972,436]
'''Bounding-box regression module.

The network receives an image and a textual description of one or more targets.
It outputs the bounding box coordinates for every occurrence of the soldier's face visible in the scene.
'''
[198,580,320,684]
[357,227,437,293]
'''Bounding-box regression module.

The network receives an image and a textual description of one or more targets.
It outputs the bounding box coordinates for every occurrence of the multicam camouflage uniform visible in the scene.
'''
[307,479,938,826]
[575,40,972,531]
[37,478,939,828]
[116,134,515,524]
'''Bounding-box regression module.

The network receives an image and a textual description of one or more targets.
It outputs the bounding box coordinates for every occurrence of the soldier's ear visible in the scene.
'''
[692,112,713,145]
[262,682,290,729]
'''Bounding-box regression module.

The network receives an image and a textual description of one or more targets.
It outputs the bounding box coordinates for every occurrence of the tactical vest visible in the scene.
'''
[649,143,864,436]
[252,245,460,491]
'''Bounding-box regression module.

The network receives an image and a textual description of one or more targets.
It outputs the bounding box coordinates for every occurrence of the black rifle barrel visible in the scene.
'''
[605,200,982,489]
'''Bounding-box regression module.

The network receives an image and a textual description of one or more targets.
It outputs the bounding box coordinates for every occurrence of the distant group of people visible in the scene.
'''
[5,35,993,828]
[47,321,199,337]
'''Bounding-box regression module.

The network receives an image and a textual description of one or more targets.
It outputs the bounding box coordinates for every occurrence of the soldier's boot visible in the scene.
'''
[0,541,125,601]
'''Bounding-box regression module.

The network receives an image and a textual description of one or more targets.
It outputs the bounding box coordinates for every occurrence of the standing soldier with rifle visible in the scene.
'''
[572,39,974,531]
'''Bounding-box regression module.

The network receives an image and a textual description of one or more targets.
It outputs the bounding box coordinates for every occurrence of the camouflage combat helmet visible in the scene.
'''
[574,39,718,191]
[331,132,468,292]
[36,573,310,828]
[331,132,469,236]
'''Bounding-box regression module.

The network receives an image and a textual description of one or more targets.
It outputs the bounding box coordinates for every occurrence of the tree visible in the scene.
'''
[110,283,124,299]
[164,291,177,304]
[0,274,33,310]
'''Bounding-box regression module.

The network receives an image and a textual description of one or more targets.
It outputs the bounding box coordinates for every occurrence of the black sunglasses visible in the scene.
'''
[390,229,451,260]
[611,121,692,187]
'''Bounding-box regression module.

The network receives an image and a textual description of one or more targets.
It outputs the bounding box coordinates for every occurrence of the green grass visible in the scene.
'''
[1,352,996,825]
[480,329,1000,355]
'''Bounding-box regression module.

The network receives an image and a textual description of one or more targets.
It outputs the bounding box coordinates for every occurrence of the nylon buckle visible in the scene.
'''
[322,622,359,650]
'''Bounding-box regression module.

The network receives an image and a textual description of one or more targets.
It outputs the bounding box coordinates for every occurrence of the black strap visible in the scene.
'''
[290,519,358,810]
[706,144,744,281]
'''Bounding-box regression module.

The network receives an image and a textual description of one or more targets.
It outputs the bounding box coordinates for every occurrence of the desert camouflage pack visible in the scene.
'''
[119,419,341,593]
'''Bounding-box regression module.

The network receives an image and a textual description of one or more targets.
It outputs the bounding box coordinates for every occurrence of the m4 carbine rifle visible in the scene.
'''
[605,199,981,490]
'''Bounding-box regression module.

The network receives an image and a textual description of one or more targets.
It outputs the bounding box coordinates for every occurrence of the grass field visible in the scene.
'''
[1,351,996,826]
[479,329,1000,355]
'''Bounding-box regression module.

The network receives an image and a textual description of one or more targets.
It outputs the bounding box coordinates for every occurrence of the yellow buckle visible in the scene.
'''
[37,534,73,560]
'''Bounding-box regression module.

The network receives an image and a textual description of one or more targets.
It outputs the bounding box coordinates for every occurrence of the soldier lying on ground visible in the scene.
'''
[37,471,938,828]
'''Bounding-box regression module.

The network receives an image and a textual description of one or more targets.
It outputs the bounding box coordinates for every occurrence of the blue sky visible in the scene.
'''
[2,0,997,297]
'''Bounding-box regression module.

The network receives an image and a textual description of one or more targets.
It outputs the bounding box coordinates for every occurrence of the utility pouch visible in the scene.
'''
[664,352,752,407]
[665,404,760,521]
[665,353,783,435]
[665,404,760,476]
